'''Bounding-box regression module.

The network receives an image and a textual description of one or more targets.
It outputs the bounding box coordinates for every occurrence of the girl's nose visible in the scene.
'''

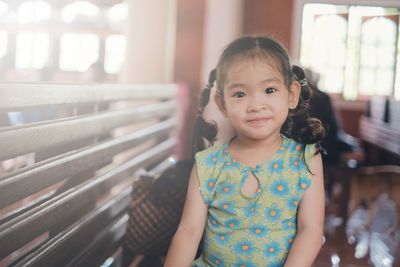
[247,93,268,112]
[247,103,266,113]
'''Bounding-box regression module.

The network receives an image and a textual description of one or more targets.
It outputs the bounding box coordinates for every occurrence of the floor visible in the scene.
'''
[313,208,400,267]
[313,223,372,267]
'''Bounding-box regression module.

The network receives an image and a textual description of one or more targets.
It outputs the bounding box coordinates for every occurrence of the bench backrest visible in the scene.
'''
[0,83,179,267]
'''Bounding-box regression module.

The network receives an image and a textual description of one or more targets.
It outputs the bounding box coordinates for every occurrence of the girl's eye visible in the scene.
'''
[265,87,277,94]
[232,92,246,98]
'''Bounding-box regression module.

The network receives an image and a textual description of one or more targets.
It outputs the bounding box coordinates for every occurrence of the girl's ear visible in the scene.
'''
[214,92,227,116]
[289,81,301,109]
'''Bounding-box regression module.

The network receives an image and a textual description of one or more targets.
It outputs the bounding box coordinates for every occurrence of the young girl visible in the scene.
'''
[165,36,326,267]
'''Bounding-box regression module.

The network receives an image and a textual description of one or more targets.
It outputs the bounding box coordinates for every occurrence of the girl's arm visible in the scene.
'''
[284,153,325,267]
[164,164,208,267]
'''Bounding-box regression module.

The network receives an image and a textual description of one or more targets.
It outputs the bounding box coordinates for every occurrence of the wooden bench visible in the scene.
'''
[0,83,179,267]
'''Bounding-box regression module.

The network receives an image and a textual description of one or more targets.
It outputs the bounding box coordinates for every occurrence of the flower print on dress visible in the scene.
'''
[248,224,269,239]
[288,142,303,154]
[208,252,225,266]
[263,240,282,258]
[202,233,211,252]
[297,176,311,191]
[232,240,258,256]
[264,203,282,222]
[281,217,296,231]
[216,181,235,196]
[243,202,260,217]
[203,150,223,167]
[231,258,257,267]
[218,200,236,215]
[267,261,284,267]
[269,159,284,174]
[205,177,218,192]
[276,141,287,155]
[269,179,290,197]
[223,158,241,173]
[207,213,222,230]
[224,218,241,230]
[283,232,296,250]
[288,155,305,172]
[287,195,301,210]
[214,232,231,247]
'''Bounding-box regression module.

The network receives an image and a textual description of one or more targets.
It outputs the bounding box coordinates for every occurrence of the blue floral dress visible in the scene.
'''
[192,136,316,267]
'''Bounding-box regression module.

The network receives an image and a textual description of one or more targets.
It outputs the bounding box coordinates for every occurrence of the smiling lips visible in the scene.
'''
[246,117,271,125]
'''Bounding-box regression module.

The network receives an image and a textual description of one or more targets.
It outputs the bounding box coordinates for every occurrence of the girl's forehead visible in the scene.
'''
[226,57,283,81]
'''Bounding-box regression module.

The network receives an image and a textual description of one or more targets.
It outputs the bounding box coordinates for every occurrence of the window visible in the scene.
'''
[62,1,100,23]
[107,2,128,23]
[59,33,99,72]
[0,31,7,58]
[0,0,126,82]
[308,14,347,93]
[300,3,400,100]
[15,32,49,69]
[17,0,51,24]
[105,34,126,74]
[359,16,397,96]
[0,1,7,16]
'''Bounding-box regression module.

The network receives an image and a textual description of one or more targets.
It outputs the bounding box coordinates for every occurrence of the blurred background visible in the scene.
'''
[1,0,400,157]
[1,1,400,266]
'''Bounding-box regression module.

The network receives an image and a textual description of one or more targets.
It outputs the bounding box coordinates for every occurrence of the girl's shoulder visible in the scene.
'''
[195,143,226,162]
[284,136,317,160]
[284,136,316,151]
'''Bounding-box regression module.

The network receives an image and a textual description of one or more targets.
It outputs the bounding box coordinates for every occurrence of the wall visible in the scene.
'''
[174,0,206,158]
[243,0,294,52]
[332,99,367,137]
[120,0,176,83]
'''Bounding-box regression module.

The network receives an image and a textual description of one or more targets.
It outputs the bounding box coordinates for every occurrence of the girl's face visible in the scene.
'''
[215,58,300,142]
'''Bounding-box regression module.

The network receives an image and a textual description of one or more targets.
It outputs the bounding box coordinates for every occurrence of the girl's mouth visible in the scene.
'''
[246,117,271,125]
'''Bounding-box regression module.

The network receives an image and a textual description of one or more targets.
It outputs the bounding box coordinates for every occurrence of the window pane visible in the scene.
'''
[0,31,7,58]
[105,34,126,74]
[310,14,347,93]
[301,4,399,99]
[359,16,396,96]
[62,1,100,23]
[59,33,99,72]
[394,21,400,100]
[17,0,51,24]
[0,1,8,16]
[15,32,49,69]
[377,69,394,95]
[107,3,128,23]
[324,67,344,93]
[359,69,375,95]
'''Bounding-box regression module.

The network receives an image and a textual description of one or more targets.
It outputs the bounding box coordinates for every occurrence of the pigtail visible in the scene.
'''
[192,69,218,157]
[282,65,326,151]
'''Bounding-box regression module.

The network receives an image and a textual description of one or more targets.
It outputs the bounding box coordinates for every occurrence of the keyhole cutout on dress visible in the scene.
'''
[241,172,260,197]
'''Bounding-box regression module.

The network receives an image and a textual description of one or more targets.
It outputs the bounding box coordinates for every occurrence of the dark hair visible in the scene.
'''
[283,65,326,146]
[192,69,218,156]
[193,36,326,157]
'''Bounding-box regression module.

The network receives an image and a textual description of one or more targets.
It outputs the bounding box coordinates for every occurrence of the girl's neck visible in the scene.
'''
[228,134,283,167]
[232,133,282,150]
